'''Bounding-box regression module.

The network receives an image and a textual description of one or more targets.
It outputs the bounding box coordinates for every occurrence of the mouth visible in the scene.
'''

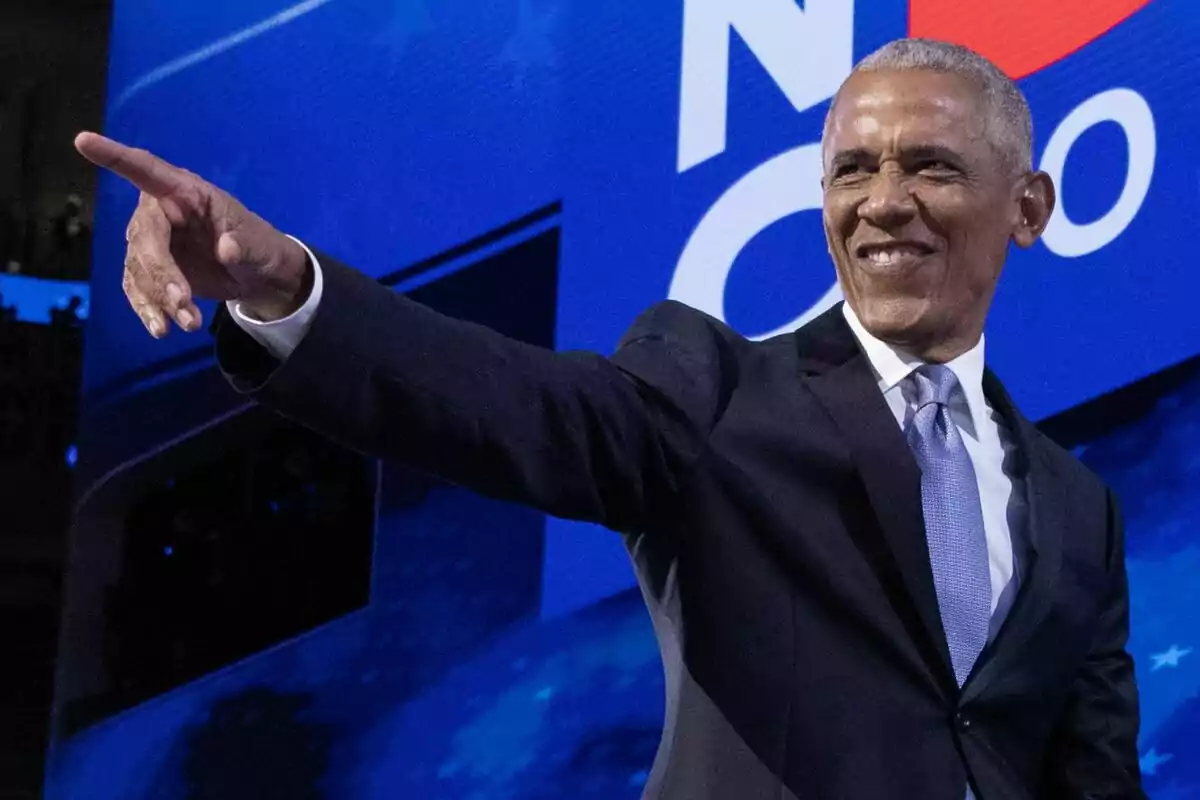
[853,241,936,269]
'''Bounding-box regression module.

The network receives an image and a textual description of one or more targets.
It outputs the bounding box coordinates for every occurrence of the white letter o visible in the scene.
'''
[668,143,842,341]
[1040,88,1156,258]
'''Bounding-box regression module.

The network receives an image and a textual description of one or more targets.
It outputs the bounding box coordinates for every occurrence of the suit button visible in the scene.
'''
[955,713,972,732]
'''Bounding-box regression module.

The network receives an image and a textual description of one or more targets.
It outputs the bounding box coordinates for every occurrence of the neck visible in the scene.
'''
[890,329,981,364]
[841,302,986,365]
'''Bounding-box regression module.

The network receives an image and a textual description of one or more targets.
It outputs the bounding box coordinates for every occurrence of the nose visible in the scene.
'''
[858,169,918,229]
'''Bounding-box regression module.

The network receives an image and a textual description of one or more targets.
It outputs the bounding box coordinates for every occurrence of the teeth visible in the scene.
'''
[865,246,922,264]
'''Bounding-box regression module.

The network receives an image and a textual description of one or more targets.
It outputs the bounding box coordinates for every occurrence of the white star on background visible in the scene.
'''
[496,0,558,88]
[1140,748,1174,776]
[1151,644,1193,672]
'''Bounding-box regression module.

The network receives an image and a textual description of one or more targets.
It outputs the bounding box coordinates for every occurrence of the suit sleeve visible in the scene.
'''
[1040,490,1146,799]
[212,253,739,532]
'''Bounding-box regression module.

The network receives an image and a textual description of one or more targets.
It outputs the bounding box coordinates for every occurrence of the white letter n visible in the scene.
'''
[677,0,854,173]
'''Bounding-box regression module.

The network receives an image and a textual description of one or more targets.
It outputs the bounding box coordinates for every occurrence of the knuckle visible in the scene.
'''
[180,168,206,189]
[122,264,149,295]
[183,185,205,213]
[144,263,170,290]
[126,255,166,296]
[124,284,146,309]
[144,203,171,233]
[144,281,168,304]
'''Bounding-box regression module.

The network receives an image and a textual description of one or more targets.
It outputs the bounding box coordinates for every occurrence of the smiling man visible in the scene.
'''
[78,37,1142,800]
[822,49,1051,363]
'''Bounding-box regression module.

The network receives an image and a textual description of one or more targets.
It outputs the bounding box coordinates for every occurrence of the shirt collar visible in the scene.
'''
[841,302,990,436]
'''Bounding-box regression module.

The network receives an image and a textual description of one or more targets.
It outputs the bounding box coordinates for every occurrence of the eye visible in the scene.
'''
[917,159,957,174]
[832,163,866,179]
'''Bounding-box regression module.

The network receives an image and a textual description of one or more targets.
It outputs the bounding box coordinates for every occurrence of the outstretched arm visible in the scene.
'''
[216,255,735,530]
[76,132,738,532]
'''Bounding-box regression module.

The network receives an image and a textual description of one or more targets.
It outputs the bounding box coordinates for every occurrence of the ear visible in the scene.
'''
[1011,170,1056,249]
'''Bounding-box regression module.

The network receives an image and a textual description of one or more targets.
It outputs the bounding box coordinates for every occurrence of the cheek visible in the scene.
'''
[822,199,860,258]
[920,190,999,250]
[821,209,844,257]
[941,222,1009,299]
[822,192,856,228]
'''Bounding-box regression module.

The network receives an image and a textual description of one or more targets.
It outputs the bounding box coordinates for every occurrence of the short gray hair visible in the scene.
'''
[823,38,1033,175]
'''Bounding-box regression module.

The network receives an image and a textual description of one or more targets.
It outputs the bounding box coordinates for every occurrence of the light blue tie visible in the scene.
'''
[906,366,990,798]
[906,366,990,797]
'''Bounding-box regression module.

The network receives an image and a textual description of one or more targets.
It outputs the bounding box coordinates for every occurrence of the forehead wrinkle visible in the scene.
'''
[835,113,966,159]
[850,89,975,128]
[827,89,987,163]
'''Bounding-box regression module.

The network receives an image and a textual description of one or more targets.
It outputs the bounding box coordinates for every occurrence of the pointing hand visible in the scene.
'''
[74,132,310,337]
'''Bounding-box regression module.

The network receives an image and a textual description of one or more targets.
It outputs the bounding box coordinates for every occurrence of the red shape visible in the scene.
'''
[909,0,1152,78]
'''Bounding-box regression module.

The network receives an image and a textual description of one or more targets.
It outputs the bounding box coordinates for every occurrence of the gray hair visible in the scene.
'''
[823,38,1034,175]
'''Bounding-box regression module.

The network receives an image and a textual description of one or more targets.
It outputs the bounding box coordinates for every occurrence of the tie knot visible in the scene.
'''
[910,364,960,409]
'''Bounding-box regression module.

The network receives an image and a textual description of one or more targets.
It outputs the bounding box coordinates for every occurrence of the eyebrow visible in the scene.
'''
[828,148,875,170]
[901,145,966,166]
[828,144,966,170]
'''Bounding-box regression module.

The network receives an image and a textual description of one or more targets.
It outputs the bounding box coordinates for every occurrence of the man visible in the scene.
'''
[77,38,1143,799]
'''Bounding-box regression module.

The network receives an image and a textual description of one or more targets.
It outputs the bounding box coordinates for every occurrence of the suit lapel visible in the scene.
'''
[962,370,1065,702]
[797,306,955,687]
[794,309,1068,694]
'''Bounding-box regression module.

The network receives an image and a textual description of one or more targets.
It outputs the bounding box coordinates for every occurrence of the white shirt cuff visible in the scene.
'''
[227,235,324,361]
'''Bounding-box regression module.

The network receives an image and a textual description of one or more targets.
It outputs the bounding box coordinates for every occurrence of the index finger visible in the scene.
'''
[74,132,185,198]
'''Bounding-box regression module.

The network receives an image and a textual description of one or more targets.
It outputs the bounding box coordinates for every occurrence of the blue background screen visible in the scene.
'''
[49,1,1200,796]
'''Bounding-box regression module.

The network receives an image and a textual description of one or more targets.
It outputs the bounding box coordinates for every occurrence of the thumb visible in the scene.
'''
[216,231,246,266]
[216,229,276,271]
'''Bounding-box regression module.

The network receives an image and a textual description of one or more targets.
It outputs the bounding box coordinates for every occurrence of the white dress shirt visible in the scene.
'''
[228,236,325,361]
[229,252,1024,638]
[841,304,1024,640]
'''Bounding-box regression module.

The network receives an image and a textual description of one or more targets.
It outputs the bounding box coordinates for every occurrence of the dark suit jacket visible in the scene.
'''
[214,255,1144,799]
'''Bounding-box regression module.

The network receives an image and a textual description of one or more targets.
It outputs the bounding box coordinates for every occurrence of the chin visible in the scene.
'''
[852,296,935,346]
